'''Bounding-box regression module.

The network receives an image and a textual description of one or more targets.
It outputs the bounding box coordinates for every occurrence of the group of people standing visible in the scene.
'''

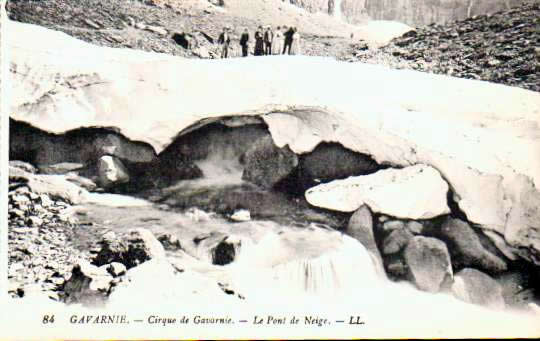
[218,25,301,58]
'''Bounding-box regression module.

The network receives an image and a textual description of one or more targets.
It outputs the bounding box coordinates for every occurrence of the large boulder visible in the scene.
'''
[96,155,130,188]
[241,135,298,189]
[451,268,506,310]
[306,164,450,219]
[9,160,37,174]
[403,236,453,292]
[439,218,508,274]
[345,205,386,277]
[9,166,88,204]
[62,260,114,306]
[92,229,166,269]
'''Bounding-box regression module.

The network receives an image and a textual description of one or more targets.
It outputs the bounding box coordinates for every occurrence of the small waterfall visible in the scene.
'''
[230,230,381,299]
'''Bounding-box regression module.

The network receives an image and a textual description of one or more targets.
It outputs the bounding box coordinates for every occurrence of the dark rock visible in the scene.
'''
[403,236,453,292]
[296,142,380,189]
[346,205,386,277]
[379,220,405,234]
[405,221,424,235]
[92,229,165,269]
[172,32,193,49]
[104,262,127,277]
[211,236,242,266]
[438,218,507,274]
[157,233,183,251]
[382,228,414,255]
[63,261,113,306]
[241,135,298,189]
[451,268,505,309]
[385,255,409,279]
[495,270,538,309]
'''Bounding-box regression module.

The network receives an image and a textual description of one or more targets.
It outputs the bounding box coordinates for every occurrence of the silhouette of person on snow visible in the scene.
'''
[254,26,264,56]
[240,28,250,57]
[218,27,231,58]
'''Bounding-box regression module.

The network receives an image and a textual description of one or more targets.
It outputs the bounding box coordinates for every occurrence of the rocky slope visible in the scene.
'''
[8,162,88,300]
[351,1,540,92]
[6,0,402,60]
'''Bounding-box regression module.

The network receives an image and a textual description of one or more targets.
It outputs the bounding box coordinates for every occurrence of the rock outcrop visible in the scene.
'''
[305,164,450,219]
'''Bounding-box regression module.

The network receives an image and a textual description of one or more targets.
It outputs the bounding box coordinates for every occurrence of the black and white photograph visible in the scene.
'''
[1,0,540,339]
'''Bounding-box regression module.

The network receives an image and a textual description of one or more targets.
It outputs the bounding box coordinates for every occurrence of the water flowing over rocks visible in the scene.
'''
[305,164,450,219]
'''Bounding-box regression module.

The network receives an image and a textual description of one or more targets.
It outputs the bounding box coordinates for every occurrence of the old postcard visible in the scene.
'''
[2,0,540,339]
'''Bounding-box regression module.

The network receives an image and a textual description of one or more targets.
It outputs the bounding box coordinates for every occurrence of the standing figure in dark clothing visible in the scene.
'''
[283,26,294,55]
[254,26,264,56]
[218,27,231,58]
[263,26,274,55]
[240,28,250,57]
